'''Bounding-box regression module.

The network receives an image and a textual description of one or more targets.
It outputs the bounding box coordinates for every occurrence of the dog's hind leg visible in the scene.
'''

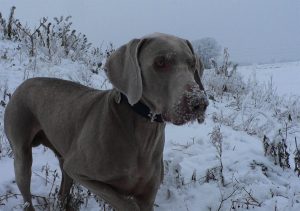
[5,106,37,211]
[13,147,35,211]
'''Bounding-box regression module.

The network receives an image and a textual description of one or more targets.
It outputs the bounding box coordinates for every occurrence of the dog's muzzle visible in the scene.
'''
[165,86,209,125]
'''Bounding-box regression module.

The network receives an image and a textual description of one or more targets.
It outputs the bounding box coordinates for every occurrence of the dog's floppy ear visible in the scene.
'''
[196,56,204,78]
[185,40,205,90]
[105,39,145,105]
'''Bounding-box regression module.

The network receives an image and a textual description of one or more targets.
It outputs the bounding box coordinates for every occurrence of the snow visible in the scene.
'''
[1,37,300,211]
[238,61,300,96]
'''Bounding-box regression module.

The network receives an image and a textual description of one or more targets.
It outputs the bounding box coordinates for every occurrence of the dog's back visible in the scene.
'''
[4,77,106,155]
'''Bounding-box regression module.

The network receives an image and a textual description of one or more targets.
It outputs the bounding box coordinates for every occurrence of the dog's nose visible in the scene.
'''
[191,96,209,112]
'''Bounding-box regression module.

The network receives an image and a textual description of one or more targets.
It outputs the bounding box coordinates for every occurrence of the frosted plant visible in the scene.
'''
[210,125,225,186]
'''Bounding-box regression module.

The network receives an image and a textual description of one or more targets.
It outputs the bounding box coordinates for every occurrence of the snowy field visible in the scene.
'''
[1,23,300,211]
[238,62,300,96]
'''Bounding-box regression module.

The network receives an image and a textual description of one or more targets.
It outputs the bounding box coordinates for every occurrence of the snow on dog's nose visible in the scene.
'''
[167,84,209,125]
[186,86,209,112]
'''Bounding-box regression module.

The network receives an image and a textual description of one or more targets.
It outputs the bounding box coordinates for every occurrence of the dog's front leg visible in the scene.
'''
[70,174,140,211]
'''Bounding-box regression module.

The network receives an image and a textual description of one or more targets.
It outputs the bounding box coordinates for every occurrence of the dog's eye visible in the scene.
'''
[154,56,167,69]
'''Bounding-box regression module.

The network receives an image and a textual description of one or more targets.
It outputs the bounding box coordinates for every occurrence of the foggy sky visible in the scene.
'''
[1,0,300,64]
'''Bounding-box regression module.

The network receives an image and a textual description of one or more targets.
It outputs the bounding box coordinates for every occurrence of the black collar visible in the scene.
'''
[120,93,164,123]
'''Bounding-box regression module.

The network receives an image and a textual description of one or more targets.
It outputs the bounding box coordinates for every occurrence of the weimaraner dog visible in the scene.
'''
[4,33,208,211]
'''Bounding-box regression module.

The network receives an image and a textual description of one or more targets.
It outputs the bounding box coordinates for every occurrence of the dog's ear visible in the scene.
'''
[186,40,205,90]
[196,56,204,78]
[105,39,145,105]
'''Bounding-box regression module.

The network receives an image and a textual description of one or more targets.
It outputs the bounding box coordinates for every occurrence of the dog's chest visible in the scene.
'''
[107,121,165,194]
[108,155,162,195]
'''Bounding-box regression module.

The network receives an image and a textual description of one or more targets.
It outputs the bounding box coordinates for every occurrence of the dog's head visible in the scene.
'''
[105,33,208,125]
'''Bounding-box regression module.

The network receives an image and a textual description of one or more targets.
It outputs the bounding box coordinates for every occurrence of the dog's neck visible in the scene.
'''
[119,93,164,123]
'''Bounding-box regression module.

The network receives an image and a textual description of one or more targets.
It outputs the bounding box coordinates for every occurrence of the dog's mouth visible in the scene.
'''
[162,93,209,125]
[162,109,207,125]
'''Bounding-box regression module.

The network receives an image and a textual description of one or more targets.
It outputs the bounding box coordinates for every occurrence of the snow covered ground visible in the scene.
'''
[1,37,300,211]
[238,61,300,96]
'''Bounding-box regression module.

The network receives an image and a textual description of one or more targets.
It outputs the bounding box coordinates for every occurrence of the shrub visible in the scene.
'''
[0,7,114,75]
[192,37,221,69]
[203,48,245,97]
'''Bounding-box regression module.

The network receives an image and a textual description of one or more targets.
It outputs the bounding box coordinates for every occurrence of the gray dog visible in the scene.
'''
[4,33,208,211]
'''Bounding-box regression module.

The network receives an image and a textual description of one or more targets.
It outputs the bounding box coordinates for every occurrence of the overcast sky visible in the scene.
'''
[1,0,300,64]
